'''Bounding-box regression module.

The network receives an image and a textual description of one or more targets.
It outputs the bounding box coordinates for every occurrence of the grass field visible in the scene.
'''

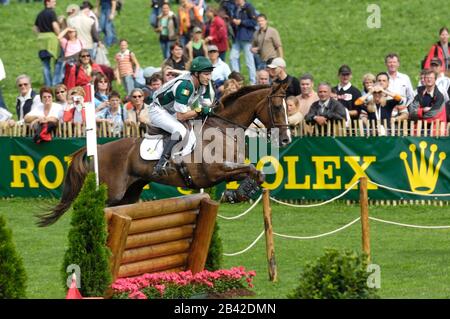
[2,198,450,299]
[2,0,450,300]
[1,0,450,111]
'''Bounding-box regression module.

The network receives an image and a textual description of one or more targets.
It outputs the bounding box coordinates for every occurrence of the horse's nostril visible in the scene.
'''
[282,138,290,145]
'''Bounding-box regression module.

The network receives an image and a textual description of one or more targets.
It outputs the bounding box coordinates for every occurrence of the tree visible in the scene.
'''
[0,215,27,299]
[61,172,111,297]
[205,222,223,271]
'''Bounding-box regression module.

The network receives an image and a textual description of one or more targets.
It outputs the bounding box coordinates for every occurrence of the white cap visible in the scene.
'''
[267,57,286,69]
[66,4,80,14]
[143,66,162,78]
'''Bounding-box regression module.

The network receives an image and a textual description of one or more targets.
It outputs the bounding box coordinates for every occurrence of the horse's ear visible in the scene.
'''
[271,82,289,94]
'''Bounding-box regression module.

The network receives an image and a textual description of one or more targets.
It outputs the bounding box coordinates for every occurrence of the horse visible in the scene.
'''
[38,83,291,226]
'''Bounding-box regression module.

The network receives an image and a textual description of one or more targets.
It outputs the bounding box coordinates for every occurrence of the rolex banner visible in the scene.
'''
[1,136,449,200]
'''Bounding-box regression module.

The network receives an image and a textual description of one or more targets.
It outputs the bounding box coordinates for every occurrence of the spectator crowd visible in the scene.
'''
[1,0,450,139]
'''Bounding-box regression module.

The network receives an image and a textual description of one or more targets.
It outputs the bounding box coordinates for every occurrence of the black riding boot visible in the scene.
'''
[152,139,180,176]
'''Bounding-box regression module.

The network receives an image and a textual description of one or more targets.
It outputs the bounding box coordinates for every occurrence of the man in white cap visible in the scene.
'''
[267,57,300,97]
[207,44,231,97]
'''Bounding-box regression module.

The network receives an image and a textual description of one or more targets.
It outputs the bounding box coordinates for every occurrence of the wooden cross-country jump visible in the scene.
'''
[105,193,218,282]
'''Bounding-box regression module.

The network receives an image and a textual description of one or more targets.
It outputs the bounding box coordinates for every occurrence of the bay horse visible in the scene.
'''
[38,83,291,226]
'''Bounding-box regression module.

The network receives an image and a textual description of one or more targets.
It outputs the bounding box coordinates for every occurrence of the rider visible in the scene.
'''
[149,56,216,176]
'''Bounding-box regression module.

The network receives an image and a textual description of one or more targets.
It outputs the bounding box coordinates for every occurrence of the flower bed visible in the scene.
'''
[111,267,256,299]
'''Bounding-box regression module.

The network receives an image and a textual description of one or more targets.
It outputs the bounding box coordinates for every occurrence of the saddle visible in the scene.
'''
[140,122,198,188]
[144,122,192,139]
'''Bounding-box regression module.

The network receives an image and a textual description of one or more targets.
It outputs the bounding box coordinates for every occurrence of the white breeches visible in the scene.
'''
[148,106,187,140]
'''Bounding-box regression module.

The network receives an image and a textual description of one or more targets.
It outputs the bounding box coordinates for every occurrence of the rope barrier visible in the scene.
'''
[269,180,360,208]
[368,180,450,197]
[218,195,262,220]
[369,216,450,229]
[221,179,450,258]
[273,217,361,240]
[223,230,265,256]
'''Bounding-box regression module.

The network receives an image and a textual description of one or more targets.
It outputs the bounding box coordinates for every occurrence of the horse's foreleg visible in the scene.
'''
[222,161,265,184]
[218,162,265,203]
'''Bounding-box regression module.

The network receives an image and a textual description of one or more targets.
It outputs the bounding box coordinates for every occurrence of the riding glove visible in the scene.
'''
[201,107,212,115]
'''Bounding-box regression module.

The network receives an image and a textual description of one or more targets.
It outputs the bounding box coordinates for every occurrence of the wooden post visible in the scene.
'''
[359,177,371,262]
[262,189,277,282]
[105,212,131,282]
[186,198,219,274]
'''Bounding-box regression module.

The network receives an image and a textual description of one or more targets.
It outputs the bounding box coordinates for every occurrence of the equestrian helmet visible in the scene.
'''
[190,56,214,73]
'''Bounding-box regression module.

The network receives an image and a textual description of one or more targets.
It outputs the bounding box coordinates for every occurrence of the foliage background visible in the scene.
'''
[1,0,448,113]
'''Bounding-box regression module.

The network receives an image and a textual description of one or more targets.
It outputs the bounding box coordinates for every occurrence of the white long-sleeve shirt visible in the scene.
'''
[388,71,415,106]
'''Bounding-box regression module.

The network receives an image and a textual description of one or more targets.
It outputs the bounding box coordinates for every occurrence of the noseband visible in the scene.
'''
[267,94,290,129]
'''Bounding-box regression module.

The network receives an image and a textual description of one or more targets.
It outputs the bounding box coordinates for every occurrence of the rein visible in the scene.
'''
[208,92,285,134]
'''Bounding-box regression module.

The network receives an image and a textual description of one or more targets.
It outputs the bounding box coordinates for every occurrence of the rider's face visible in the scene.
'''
[198,72,212,85]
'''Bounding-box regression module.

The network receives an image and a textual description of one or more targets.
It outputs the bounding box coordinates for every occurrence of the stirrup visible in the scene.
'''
[152,162,176,177]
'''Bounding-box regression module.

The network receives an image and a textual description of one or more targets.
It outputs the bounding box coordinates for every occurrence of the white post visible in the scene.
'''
[85,84,99,187]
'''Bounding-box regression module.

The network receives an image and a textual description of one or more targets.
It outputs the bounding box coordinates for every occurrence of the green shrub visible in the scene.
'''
[288,248,379,299]
[0,215,27,299]
[205,222,223,271]
[203,186,218,201]
[61,172,111,297]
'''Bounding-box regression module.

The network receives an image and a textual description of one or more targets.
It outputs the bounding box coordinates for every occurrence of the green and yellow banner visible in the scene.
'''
[1,136,449,200]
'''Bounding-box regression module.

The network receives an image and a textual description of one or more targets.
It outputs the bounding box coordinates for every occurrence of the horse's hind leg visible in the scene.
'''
[103,177,129,207]
[117,179,149,205]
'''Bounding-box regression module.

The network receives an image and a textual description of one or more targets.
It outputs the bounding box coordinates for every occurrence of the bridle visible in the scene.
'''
[266,93,290,129]
[209,91,289,130]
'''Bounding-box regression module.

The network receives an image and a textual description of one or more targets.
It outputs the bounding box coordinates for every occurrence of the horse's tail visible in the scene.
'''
[37,147,89,227]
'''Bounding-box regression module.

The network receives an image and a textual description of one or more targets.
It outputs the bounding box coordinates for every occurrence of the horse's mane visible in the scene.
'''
[220,84,271,109]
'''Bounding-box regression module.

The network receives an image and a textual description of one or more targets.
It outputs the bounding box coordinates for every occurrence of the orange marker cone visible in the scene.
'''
[66,273,83,299]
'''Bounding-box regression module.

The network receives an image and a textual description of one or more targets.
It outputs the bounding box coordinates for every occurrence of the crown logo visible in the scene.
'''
[400,141,446,194]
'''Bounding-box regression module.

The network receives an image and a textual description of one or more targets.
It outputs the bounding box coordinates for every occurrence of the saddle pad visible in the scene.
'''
[139,129,197,161]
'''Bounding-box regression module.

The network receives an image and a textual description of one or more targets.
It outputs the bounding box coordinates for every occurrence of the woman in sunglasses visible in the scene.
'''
[24,86,62,128]
[94,73,112,111]
[64,49,104,90]
[54,84,68,109]
[124,88,150,129]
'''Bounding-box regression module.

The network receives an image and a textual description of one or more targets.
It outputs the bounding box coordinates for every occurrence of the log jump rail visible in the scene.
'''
[104,193,218,283]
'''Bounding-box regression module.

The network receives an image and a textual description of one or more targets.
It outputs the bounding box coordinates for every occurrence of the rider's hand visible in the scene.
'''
[201,107,212,116]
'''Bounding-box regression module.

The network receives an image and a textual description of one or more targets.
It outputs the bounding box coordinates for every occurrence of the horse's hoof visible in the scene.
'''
[222,190,238,203]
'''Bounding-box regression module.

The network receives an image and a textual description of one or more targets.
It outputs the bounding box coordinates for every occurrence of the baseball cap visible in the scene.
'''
[193,26,202,33]
[66,4,80,13]
[207,45,219,52]
[267,57,286,69]
[430,58,442,66]
[338,64,352,75]
[143,66,162,78]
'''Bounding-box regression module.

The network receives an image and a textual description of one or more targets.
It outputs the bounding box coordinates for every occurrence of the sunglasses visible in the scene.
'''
[56,91,66,94]
[18,83,29,87]
[80,55,90,58]
[99,80,108,83]
[132,95,143,98]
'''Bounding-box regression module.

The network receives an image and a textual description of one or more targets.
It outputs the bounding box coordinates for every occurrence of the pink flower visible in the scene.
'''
[112,266,256,298]
[129,291,147,299]
[154,284,166,296]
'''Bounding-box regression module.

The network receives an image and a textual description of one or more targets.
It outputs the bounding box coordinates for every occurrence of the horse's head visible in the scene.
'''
[256,83,292,147]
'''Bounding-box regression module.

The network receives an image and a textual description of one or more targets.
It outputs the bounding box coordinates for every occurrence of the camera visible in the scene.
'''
[73,95,83,104]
